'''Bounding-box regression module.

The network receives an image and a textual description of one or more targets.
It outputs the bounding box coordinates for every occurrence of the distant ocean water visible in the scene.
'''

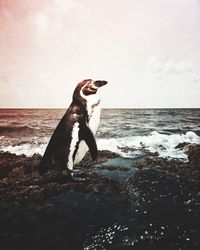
[0,109,200,161]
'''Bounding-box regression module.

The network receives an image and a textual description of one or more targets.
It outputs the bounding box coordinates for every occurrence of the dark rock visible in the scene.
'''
[135,144,200,181]
[77,150,119,168]
[0,191,128,250]
[186,144,200,166]
[0,151,119,202]
[0,149,129,250]
[175,142,190,149]
[149,151,159,157]
[120,169,200,250]
[117,146,137,154]
[0,148,200,250]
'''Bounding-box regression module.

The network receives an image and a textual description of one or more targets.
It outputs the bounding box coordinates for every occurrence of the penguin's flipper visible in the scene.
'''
[81,125,98,160]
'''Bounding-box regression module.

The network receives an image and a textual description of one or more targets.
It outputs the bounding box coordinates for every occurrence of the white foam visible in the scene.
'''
[1,143,46,157]
[97,131,200,161]
[1,131,199,161]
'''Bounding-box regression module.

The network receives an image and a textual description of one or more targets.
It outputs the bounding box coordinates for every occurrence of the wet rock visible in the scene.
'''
[77,150,119,168]
[0,150,127,250]
[0,148,200,250]
[186,144,200,166]
[135,144,200,182]
[175,142,190,149]
[149,151,159,157]
[120,169,200,250]
[0,151,119,202]
[0,190,129,250]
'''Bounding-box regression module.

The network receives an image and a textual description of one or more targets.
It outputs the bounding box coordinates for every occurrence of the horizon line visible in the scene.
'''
[0,107,200,110]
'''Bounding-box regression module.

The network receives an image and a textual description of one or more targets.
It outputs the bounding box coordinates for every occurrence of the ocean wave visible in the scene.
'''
[97,131,200,161]
[0,131,199,160]
[1,143,46,157]
[0,125,35,137]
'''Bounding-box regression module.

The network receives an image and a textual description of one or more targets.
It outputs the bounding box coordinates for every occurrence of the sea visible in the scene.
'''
[0,108,200,161]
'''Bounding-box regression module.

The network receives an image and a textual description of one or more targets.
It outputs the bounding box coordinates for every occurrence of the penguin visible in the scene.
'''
[39,79,107,174]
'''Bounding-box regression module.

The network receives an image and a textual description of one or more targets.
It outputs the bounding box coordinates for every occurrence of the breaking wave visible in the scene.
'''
[1,143,46,157]
[0,131,199,161]
[97,131,200,161]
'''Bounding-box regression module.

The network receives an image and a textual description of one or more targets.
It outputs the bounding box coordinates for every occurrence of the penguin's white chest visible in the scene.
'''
[88,102,101,135]
[87,95,101,134]
[74,97,101,165]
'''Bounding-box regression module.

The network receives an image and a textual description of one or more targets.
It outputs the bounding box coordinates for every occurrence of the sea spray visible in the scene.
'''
[1,131,200,161]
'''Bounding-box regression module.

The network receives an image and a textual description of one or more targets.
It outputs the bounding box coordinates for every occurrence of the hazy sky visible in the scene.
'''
[0,0,200,108]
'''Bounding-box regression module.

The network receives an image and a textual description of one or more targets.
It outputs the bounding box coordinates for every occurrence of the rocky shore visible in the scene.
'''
[0,144,200,249]
[136,144,200,181]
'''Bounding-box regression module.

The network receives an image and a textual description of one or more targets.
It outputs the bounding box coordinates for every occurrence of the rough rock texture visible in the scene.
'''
[0,192,127,250]
[187,144,200,166]
[0,151,119,202]
[77,150,119,168]
[120,169,200,250]
[0,144,200,250]
[136,144,200,181]
[0,150,128,250]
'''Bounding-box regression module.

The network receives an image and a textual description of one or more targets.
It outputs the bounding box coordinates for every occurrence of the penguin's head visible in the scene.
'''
[81,79,107,96]
[73,79,107,102]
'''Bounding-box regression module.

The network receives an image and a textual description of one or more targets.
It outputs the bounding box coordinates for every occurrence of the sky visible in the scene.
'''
[0,0,200,108]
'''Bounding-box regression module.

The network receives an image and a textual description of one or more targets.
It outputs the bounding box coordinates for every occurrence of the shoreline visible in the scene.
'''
[1,144,200,202]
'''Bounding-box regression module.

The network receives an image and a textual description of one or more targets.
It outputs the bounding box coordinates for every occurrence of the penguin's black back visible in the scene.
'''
[39,102,87,174]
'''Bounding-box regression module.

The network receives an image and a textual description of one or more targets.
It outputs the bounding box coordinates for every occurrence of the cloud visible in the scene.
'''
[146,57,194,74]
[146,57,200,84]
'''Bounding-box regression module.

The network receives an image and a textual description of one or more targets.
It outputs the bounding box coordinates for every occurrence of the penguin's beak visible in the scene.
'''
[93,80,107,88]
